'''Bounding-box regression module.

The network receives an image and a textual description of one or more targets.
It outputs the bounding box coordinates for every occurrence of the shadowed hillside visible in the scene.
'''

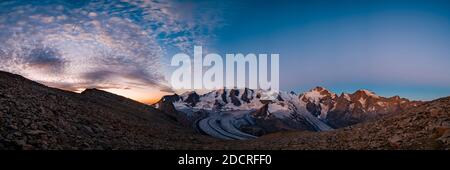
[0,71,216,150]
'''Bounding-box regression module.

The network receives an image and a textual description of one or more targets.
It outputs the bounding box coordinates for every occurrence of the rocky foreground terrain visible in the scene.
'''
[0,71,217,149]
[0,70,449,150]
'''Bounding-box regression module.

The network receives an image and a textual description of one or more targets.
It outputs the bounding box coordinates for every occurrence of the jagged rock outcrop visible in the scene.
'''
[299,87,422,128]
[252,104,270,119]
[238,103,317,136]
[184,92,200,107]
[229,89,242,106]
[241,88,253,103]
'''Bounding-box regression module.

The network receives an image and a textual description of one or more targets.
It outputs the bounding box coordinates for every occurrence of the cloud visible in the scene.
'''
[158,85,175,93]
[0,0,227,94]
[24,47,66,73]
[40,80,130,92]
[79,68,166,89]
[81,70,115,83]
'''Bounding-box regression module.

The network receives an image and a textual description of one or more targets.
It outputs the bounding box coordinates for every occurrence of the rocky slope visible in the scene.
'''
[222,96,450,149]
[300,87,422,128]
[0,71,216,150]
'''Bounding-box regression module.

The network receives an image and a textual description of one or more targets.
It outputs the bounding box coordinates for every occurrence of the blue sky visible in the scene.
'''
[178,0,450,100]
[1,0,449,102]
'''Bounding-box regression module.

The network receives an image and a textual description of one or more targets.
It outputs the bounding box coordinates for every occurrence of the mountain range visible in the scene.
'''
[155,87,421,137]
[0,70,448,149]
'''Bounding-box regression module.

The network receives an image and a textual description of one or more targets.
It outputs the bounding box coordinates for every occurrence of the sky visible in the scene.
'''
[0,0,449,103]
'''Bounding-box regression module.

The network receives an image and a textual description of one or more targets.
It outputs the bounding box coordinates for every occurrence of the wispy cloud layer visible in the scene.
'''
[0,0,224,93]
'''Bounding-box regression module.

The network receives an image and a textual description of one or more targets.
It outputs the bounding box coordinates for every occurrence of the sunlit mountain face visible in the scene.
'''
[1,0,450,104]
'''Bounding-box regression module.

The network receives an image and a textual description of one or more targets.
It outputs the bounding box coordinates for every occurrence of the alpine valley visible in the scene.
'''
[0,71,449,149]
[154,87,422,139]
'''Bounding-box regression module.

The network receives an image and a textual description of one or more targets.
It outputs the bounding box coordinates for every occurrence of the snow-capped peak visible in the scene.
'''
[300,86,336,104]
[354,89,380,99]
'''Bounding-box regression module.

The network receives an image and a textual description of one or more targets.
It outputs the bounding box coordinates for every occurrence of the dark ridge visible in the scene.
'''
[0,70,216,150]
